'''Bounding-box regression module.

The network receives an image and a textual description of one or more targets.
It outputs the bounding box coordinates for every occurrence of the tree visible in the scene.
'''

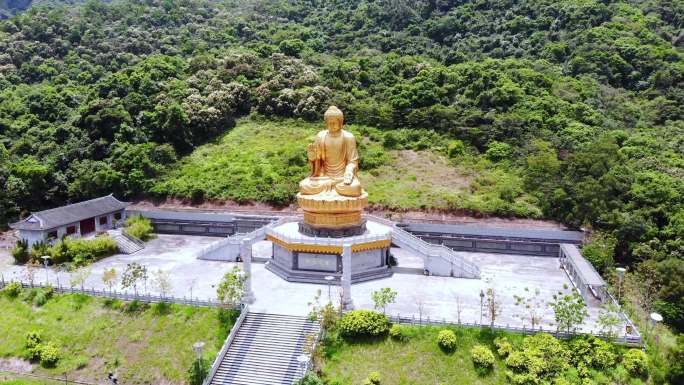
[152,269,173,299]
[513,287,545,329]
[550,285,589,333]
[69,267,91,291]
[102,268,117,292]
[485,287,502,328]
[371,287,397,315]
[216,266,246,309]
[121,262,146,295]
[597,303,621,340]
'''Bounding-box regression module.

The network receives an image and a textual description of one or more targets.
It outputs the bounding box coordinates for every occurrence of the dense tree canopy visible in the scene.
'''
[0,0,682,330]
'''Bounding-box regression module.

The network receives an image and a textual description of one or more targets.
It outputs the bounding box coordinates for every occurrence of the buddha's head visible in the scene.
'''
[324,106,343,133]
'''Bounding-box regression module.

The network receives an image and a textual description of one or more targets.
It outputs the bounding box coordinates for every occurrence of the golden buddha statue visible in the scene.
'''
[297,106,368,235]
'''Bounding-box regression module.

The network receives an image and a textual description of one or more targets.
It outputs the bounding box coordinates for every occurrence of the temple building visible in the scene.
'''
[9,194,129,246]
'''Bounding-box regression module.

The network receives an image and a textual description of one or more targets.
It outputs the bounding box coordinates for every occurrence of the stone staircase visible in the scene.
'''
[209,312,320,385]
[109,230,144,254]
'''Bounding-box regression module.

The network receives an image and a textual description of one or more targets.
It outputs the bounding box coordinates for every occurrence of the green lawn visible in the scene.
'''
[153,117,541,217]
[0,292,233,385]
[321,326,518,385]
[320,325,646,385]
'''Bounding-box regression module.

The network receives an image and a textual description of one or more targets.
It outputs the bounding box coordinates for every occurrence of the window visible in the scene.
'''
[47,231,57,240]
[114,212,122,220]
[66,225,76,235]
[99,216,108,225]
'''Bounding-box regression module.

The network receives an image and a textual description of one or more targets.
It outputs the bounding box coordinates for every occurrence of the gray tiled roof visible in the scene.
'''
[9,194,129,231]
[403,222,584,242]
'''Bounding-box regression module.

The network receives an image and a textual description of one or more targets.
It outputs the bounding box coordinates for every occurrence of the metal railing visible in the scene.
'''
[0,279,226,308]
[387,313,643,347]
[121,228,145,247]
[203,304,250,385]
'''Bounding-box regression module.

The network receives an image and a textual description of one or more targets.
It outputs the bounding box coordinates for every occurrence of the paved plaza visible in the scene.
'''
[1,234,607,333]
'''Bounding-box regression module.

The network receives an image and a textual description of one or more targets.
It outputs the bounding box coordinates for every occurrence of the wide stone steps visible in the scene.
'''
[209,313,320,385]
[113,234,143,254]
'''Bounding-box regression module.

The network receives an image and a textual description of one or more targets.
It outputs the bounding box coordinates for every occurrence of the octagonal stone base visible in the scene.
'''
[264,219,394,284]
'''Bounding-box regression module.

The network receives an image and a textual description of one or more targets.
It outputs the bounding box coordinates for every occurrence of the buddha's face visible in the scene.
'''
[325,117,343,132]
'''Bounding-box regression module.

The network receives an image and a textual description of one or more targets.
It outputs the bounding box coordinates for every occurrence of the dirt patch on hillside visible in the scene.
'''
[0,230,17,270]
[0,358,33,373]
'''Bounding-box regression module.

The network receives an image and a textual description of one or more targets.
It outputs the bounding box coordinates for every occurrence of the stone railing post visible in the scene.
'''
[241,238,255,304]
[341,244,354,310]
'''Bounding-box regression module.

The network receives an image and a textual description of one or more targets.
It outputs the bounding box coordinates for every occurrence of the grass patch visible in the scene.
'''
[321,326,519,385]
[153,116,540,217]
[0,293,232,384]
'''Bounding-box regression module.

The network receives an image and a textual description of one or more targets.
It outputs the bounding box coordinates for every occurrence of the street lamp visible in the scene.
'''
[193,341,205,379]
[479,289,485,325]
[324,275,335,303]
[615,267,626,304]
[650,312,663,345]
[41,255,50,285]
[297,354,310,379]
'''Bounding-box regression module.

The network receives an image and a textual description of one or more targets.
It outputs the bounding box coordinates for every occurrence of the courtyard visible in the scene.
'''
[0,233,607,334]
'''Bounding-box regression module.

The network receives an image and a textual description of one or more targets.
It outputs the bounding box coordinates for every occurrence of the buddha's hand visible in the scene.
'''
[343,170,353,185]
[306,143,318,161]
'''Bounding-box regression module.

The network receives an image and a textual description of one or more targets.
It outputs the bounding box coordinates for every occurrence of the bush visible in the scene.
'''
[294,373,325,385]
[494,336,513,357]
[124,215,154,241]
[437,329,457,351]
[38,342,60,367]
[50,236,118,266]
[2,281,22,297]
[623,349,648,377]
[186,357,209,385]
[471,344,496,369]
[338,310,390,338]
[505,351,526,371]
[25,331,42,349]
[447,139,466,158]
[362,371,381,385]
[389,324,407,341]
[485,141,512,161]
[11,239,30,264]
[33,291,49,307]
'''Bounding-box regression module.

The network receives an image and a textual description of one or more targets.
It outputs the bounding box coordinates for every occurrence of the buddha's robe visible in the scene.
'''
[299,129,362,197]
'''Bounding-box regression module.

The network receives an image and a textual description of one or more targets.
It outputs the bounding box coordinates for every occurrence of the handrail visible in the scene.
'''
[121,229,145,247]
[203,304,250,385]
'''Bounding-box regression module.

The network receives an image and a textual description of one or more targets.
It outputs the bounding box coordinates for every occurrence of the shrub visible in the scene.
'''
[2,281,22,297]
[623,349,648,377]
[471,344,496,369]
[11,239,30,264]
[437,329,457,351]
[389,324,407,341]
[25,331,42,349]
[505,351,527,371]
[294,373,325,385]
[124,215,154,241]
[50,236,118,266]
[186,357,209,385]
[447,139,466,158]
[363,371,381,385]
[33,291,49,307]
[494,336,513,357]
[485,141,512,161]
[38,342,60,367]
[338,310,390,338]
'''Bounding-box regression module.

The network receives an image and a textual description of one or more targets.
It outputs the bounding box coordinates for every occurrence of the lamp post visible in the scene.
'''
[650,312,663,345]
[479,289,485,326]
[615,267,626,304]
[324,275,335,304]
[193,341,205,380]
[297,354,310,379]
[41,255,50,285]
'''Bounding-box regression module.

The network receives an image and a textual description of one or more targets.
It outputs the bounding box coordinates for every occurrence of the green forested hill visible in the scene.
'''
[0,0,683,335]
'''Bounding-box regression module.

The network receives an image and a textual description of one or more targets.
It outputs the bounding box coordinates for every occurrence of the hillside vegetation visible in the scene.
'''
[0,0,682,335]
